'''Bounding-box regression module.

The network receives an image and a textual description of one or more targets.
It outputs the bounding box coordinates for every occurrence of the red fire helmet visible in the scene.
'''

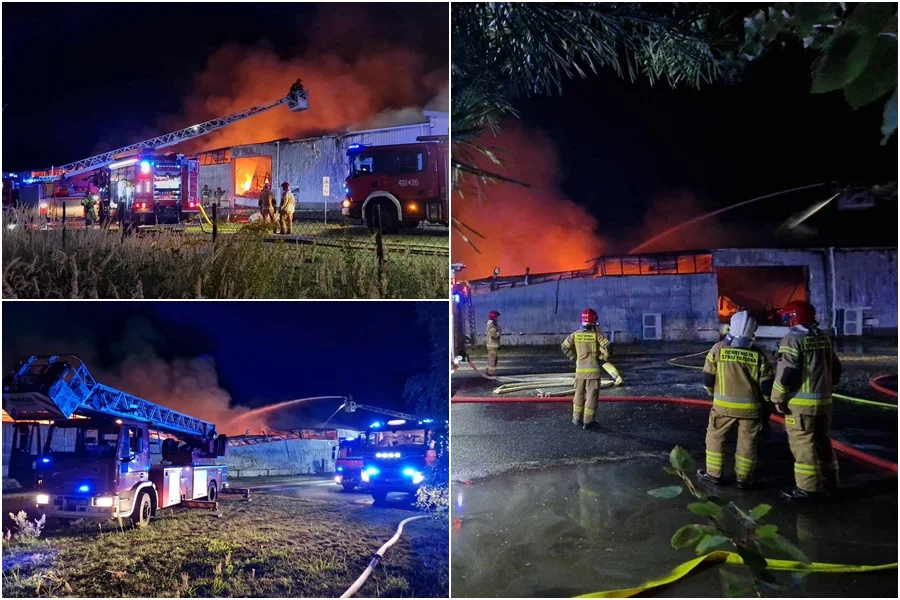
[581,308,598,325]
[782,300,817,327]
[488,310,500,320]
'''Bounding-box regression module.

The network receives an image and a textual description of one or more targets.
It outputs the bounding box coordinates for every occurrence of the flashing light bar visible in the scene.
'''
[347,144,364,150]
[109,158,139,169]
[387,419,406,426]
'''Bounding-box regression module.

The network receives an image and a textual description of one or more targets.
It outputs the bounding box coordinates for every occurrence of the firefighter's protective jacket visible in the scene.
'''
[279,190,296,213]
[486,321,501,349]
[259,188,274,211]
[703,341,774,418]
[561,328,610,380]
[771,326,841,415]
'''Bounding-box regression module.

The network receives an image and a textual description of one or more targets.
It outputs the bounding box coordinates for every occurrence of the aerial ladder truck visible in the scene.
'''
[334,398,447,502]
[26,86,308,226]
[2,355,229,527]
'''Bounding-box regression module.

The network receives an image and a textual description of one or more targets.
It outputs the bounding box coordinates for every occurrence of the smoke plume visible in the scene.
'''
[162,42,447,154]
[3,318,265,436]
[452,124,607,279]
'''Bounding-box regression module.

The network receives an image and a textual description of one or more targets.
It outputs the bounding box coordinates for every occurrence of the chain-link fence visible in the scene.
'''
[2,204,448,299]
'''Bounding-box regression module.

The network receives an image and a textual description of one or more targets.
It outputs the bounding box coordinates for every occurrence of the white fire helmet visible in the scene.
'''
[729,310,758,340]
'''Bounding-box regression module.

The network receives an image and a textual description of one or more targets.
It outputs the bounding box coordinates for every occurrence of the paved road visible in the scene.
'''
[246,478,421,511]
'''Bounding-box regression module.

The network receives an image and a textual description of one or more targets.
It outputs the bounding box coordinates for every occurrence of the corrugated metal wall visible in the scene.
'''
[198,121,436,211]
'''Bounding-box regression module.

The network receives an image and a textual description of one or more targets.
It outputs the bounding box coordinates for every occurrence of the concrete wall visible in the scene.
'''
[471,273,719,345]
[198,119,441,212]
[225,438,338,478]
[833,248,898,333]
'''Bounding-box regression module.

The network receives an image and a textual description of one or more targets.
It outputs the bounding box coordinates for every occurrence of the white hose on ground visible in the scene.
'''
[340,515,428,598]
[492,377,615,396]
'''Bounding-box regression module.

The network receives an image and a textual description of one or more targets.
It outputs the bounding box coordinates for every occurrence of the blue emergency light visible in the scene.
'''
[371,421,382,428]
[453,293,461,303]
[347,144,364,151]
[365,466,380,476]
[40,457,51,464]
[77,484,90,493]
[337,466,344,472]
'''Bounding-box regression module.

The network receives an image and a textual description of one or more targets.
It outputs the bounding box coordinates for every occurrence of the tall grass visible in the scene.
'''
[2,212,446,299]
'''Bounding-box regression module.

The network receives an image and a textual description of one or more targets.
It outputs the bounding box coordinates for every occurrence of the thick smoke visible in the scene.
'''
[3,318,264,436]
[452,124,607,279]
[162,41,447,153]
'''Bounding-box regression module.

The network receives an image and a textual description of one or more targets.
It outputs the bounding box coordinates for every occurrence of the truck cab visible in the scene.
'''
[342,138,448,233]
[360,419,447,503]
[334,435,366,492]
[108,154,200,226]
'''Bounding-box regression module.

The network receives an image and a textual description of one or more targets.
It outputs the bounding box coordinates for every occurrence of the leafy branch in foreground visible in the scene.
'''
[647,446,810,597]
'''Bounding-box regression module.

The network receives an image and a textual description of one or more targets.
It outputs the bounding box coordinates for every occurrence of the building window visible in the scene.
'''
[598,253,712,276]
[198,150,231,166]
[642,313,662,340]
[234,156,273,199]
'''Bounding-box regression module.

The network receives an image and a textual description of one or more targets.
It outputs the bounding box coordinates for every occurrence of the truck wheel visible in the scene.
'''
[131,492,152,528]
[371,489,388,504]
[342,483,355,493]
[367,203,399,234]
[207,481,218,502]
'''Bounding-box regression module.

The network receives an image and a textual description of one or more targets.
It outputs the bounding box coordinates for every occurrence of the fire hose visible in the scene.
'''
[462,358,615,397]
[668,352,898,410]
[340,515,427,598]
[575,550,897,598]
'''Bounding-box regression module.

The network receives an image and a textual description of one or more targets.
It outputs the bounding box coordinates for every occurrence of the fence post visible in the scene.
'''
[61,202,67,250]
[376,207,385,298]
[212,203,218,243]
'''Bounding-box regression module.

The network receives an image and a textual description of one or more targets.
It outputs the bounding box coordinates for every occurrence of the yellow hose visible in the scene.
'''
[667,352,896,409]
[577,550,897,598]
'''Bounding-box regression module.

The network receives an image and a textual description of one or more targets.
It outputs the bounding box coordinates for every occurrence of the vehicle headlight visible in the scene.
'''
[361,471,370,482]
[334,475,343,483]
[36,494,50,505]
[413,473,425,485]
[342,199,351,208]
[92,497,114,507]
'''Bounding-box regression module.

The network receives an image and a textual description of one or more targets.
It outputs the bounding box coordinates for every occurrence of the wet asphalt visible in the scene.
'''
[451,343,898,597]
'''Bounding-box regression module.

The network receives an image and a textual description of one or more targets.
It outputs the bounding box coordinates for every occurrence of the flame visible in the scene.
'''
[242,175,252,192]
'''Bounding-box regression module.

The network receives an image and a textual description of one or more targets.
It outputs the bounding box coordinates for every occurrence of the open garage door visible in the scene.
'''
[716,266,808,325]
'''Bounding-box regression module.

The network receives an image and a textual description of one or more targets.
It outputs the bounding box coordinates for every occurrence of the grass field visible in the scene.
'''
[2,220,447,299]
[1,494,448,598]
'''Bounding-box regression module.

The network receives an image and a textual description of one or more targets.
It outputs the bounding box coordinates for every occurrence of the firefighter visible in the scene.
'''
[561,308,623,430]
[771,300,842,502]
[278,181,295,235]
[81,192,98,227]
[214,187,226,205]
[697,311,774,490]
[258,183,276,225]
[486,310,501,376]
[201,185,212,206]
[290,78,305,93]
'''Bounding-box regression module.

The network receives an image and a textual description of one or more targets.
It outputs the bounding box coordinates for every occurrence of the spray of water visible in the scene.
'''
[226,395,347,431]
[628,182,832,254]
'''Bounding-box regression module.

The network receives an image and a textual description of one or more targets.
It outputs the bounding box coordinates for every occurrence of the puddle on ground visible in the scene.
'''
[451,459,898,598]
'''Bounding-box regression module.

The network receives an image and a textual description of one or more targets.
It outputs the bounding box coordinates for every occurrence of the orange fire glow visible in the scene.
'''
[452,124,607,279]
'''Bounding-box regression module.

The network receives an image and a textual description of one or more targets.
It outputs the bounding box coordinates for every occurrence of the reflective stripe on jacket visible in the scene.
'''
[703,341,774,418]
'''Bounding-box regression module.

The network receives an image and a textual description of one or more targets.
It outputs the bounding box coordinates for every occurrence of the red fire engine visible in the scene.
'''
[3,355,228,526]
[342,135,449,233]
[107,154,200,225]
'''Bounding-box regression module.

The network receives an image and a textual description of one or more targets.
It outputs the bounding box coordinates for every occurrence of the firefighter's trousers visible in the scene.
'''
[261,208,276,224]
[487,347,499,376]
[705,408,761,482]
[784,412,839,492]
[573,379,601,424]
[279,211,293,235]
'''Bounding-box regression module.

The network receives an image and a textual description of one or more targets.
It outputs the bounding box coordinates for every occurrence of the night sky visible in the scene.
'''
[1,2,448,171]
[515,37,898,250]
[2,301,445,432]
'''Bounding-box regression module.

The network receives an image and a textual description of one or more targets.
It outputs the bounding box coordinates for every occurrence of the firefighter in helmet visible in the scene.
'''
[486,310,501,376]
[290,78,305,93]
[278,182,295,235]
[214,187,226,205]
[258,183,276,226]
[771,300,842,502]
[561,308,623,430]
[201,184,212,206]
[81,191,98,227]
[697,311,774,490]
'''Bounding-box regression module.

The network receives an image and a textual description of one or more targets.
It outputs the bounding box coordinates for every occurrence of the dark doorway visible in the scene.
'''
[715,266,808,325]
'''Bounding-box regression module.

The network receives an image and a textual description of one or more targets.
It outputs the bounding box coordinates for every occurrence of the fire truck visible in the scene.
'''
[452,264,476,361]
[334,435,365,492]
[342,135,449,233]
[106,153,200,225]
[18,85,308,226]
[2,355,228,527]
[334,399,446,503]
